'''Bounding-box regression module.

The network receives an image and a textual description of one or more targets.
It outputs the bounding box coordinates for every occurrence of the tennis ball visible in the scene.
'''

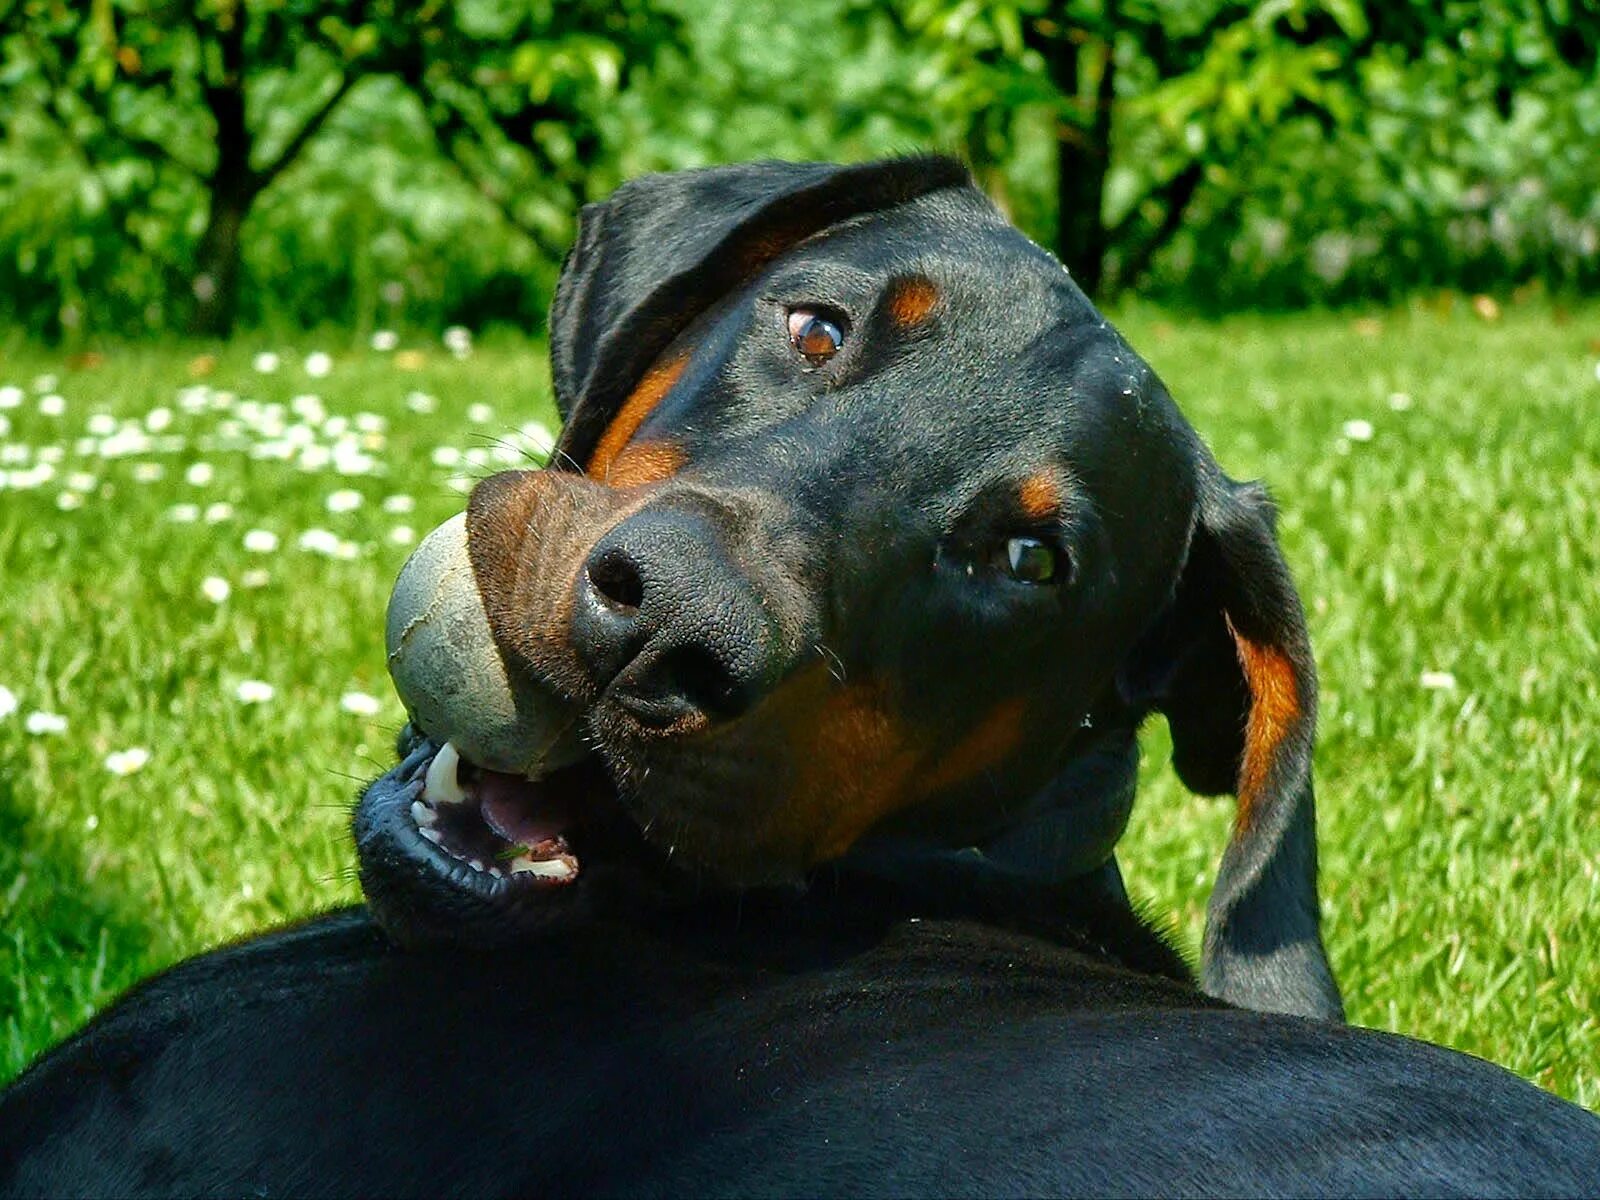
[385,512,581,777]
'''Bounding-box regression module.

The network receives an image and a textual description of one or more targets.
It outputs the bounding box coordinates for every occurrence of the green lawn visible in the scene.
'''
[1,306,1597,1110]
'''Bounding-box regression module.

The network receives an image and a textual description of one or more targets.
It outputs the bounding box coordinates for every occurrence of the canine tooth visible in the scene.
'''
[422,741,470,807]
[509,855,576,881]
[410,799,436,828]
[419,827,443,845]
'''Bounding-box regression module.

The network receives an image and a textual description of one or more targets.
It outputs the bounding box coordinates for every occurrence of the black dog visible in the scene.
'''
[362,155,1338,1020]
[4,861,1598,1195]
[4,157,1598,1196]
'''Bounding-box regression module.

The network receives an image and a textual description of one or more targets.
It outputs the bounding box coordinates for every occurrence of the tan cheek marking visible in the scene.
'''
[919,696,1028,797]
[886,275,939,329]
[783,677,921,862]
[1018,472,1062,521]
[587,354,688,482]
[604,441,685,488]
[1230,624,1301,834]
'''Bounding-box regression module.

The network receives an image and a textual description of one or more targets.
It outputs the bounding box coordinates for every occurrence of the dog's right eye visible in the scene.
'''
[787,308,845,366]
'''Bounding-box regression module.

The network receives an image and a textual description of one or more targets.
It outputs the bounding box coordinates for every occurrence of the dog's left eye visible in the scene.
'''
[1000,536,1063,584]
[787,308,845,366]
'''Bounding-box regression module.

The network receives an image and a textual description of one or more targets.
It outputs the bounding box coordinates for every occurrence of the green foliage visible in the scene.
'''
[0,0,1596,336]
[0,0,683,337]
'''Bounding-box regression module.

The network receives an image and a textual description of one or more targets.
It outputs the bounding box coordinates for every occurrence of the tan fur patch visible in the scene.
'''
[1230,623,1301,833]
[885,275,940,329]
[1018,472,1062,521]
[588,354,688,482]
[605,441,686,488]
[920,697,1028,796]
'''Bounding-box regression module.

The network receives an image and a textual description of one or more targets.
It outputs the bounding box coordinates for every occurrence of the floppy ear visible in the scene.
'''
[548,155,973,467]
[1126,464,1344,1021]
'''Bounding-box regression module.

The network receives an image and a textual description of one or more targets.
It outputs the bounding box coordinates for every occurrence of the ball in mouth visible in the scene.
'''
[358,507,624,942]
[383,510,583,777]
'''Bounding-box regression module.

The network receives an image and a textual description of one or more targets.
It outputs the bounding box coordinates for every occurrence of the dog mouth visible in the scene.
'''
[354,723,660,943]
[409,737,583,885]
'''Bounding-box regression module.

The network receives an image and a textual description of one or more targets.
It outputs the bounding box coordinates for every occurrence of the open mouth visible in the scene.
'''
[410,739,582,884]
[354,723,657,945]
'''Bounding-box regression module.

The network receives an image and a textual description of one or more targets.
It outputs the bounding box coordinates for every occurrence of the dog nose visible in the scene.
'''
[571,505,780,730]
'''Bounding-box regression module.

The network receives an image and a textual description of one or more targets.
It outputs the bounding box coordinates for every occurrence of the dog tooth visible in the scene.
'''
[410,799,436,828]
[422,741,470,807]
[469,858,485,872]
[489,867,504,879]
[418,826,443,845]
[509,855,576,881]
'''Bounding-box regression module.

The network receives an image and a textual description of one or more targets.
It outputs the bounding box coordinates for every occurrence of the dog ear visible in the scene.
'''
[547,156,972,466]
[1123,464,1344,1021]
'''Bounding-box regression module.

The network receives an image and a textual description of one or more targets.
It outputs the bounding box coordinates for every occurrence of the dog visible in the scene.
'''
[4,157,1597,1196]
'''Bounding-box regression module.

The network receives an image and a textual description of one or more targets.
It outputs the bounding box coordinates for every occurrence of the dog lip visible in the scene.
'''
[372,734,582,897]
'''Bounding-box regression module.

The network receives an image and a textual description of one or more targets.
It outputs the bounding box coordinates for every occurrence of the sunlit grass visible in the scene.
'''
[1,306,1597,1112]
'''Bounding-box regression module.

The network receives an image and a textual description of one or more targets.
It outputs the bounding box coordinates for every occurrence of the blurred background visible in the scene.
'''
[2,0,1598,340]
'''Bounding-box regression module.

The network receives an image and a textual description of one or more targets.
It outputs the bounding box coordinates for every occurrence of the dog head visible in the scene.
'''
[355,157,1341,1021]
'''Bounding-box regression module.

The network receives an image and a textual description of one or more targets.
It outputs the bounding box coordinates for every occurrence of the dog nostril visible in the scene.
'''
[587,547,645,612]
[658,646,750,723]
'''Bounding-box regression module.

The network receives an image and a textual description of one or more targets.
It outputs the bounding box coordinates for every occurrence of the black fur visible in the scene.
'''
[3,868,1597,1197]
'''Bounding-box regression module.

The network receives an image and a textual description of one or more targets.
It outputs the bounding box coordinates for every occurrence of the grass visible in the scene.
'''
[1,305,1597,1110]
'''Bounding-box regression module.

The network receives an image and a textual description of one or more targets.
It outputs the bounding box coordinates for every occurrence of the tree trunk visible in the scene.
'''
[1044,8,1118,297]
[190,182,250,337]
[189,10,255,337]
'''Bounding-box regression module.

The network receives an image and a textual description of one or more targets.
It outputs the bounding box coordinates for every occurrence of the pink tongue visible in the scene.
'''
[478,770,574,849]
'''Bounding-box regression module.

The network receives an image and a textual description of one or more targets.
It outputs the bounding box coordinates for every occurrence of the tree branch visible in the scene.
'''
[1108,160,1204,291]
[16,23,206,176]
[413,80,568,259]
[251,71,359,191]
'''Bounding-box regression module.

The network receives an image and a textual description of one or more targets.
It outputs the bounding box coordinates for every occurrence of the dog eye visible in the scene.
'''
[1001,536,1064,585]
[787,308,845,366]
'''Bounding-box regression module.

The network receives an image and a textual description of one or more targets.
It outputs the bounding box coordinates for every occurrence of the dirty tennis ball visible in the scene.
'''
[385,512,580,778]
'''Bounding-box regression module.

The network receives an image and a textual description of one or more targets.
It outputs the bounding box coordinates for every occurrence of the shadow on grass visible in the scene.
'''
[0,778,177,1086]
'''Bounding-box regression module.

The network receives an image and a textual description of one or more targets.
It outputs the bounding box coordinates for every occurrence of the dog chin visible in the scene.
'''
[352,725,689,947]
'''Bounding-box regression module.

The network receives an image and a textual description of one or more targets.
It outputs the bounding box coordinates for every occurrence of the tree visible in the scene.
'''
[867,0,1599,297]
[0,0,681,336]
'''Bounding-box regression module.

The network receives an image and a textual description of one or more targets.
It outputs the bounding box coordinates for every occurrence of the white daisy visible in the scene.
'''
[235,680,275,704]
[1341,419,1374,442]
[388,525,416,546]
[0,685,17,719]
[326,489,363,513]
[185,462,215,486]
[105,747,151,776]
[253,352,280,374]
[371,330,399,352]
[200,576,231,603]
[305,351,333,378]
[243,529,280,553]
[340,691,383,716]
[25,711,67,735]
